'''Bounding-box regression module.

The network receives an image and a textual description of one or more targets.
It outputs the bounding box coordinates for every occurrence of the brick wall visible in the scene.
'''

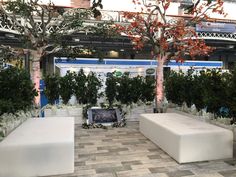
[70,0,90,8]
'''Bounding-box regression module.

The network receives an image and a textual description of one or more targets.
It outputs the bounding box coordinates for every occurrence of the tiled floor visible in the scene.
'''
[45,122,236,177]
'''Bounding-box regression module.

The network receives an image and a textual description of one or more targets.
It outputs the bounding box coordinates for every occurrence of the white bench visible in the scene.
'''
[0,117,74,177]
[140,113,233,163]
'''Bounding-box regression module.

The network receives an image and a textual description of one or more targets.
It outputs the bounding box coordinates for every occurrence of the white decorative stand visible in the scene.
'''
[0,117,74,177]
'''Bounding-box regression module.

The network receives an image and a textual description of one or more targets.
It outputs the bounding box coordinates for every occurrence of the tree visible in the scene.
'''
[73,69,87,104]
[59,71,74,104]
[115,0,225,112]
[105,73,117,107]
[44,74,60,105]
[0,0,102,106]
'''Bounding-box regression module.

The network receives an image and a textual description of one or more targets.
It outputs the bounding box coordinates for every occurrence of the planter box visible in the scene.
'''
[67,107,83,125]
[44,107,83,125]
[44,108,56,117]
[126,104,153,121]
[56,108,69,117]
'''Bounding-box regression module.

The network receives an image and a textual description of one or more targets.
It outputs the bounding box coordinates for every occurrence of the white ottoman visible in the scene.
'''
[140,113,233,163]
[0,117,74,177]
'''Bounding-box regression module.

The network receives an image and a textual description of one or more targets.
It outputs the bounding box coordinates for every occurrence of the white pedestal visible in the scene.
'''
[140,113,233,163]
[0,117,74,177]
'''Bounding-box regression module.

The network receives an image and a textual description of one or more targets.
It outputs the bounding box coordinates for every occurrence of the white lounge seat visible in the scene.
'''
[140,113,233,163]
[0,117,74,177]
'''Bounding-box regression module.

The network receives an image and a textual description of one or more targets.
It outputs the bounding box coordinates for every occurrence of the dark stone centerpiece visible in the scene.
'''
[88,107,121,124]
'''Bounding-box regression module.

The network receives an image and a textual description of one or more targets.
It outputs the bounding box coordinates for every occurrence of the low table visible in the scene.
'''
[140,113,233,163]
[0,117,74,177]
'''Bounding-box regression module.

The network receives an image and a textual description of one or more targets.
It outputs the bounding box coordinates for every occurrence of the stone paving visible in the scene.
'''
[44,121,236,177]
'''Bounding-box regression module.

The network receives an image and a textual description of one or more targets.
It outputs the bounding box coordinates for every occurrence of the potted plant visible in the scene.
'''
[44,74,60,105]
[59,71,74,105]
[44,74,60,116]
[86,72,102,106]
[105,73,117,108]
[73,69,87,104]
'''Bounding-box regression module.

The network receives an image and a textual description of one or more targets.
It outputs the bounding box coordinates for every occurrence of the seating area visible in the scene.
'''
[0,117,74,177]
[140,113,233,163]
[43,121,236,177]
[0,112,236,177]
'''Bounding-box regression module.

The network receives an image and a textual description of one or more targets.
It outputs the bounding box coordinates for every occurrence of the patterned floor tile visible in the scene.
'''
[42,122,236,177]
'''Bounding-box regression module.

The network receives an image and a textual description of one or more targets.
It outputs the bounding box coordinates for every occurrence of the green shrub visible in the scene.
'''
[182,69,194,107]
[130,75,143,103]
[203,69,228,116]
[73,69,87,104]
[140,75,155,103]
[86,72,102,105]
[0,68,37,116]
[116,72,133,105]
[226,68,236,121]
[165,70,185,106]
[191,71,207,111]
[44,74,60,105]
[59,71,74,104]
[105,73,117,107]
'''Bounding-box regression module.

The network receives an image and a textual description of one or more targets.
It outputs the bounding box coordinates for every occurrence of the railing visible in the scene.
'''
[1,9,236,42]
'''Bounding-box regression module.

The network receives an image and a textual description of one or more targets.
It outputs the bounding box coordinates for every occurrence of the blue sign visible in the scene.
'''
[196,22,236,33]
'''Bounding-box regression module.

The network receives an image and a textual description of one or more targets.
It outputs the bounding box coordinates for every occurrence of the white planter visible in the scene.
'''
[44,107,83,124]
[55,109,69,117]
[67,107,83,125]
[126,104,153,121]
[44,109,56,117]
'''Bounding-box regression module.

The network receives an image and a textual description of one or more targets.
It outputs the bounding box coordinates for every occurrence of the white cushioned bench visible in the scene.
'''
[140,113,233,163]
[0,117,74,177]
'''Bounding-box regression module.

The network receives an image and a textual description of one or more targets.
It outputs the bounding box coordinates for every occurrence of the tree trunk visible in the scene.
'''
[155,55,166,113]
[31,48,43,106]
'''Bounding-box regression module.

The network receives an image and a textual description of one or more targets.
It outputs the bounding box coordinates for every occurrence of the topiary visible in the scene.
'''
[105,73,117,107]
[44,74,60,105]
[73,69,87,104]
[59,71,74,104]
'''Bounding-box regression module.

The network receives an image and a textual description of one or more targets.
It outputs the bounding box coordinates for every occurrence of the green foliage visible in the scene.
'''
[191,71,207,111]
[165,69,232,117]
[140,76,155,103]
[203,69,228,116]
[226,68,236,120]
[131,76,143,103]
[0,68,37,116]
[86,72,102,105]
[105,73,155,107]
[2,0,104,51]
[44,74,60,105]
[105,74,117,107]
[182,69,194,107]
[116,72,133,105]
[59,71,74,104]
[6,0,33,17]
[165,71,185,106]
[73,69,87,104]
